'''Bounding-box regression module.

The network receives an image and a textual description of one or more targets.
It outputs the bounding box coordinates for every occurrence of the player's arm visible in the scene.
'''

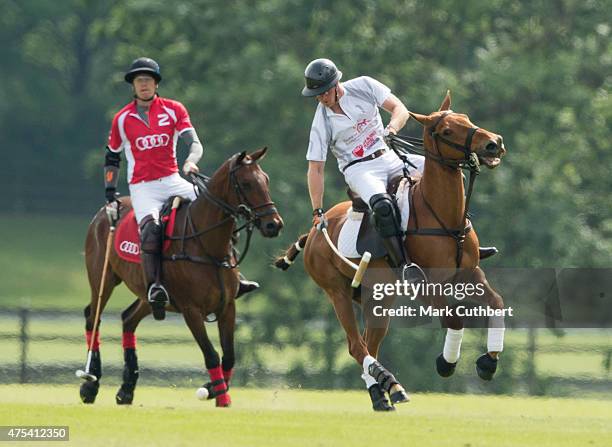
[104,148,121,203]
[381,94,410,134]
[308,161,325,223]
[179,129,203,175]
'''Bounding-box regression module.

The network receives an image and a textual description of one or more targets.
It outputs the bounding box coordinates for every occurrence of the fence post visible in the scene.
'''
[19,307,29,384]
[526,326,537,395]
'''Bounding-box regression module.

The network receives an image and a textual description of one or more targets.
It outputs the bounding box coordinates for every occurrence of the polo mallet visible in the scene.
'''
[318,221,371,288]
[76,224,116,382]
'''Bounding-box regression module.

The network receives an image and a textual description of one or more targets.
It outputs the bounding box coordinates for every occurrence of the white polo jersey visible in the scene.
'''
[306,76,391,172]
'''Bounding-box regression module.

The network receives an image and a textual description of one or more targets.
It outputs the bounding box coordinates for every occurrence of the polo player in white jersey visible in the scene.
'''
[303,58,425,278]
[104,57,258,316]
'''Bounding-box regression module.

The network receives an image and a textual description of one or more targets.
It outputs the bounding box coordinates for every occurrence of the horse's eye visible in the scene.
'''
[241,182,252,191]
[442,128,453,136]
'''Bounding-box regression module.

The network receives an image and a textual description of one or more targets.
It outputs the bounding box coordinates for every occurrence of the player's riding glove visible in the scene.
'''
[183,161,200,176]
[312,208,328,230]
[105,188,119,225]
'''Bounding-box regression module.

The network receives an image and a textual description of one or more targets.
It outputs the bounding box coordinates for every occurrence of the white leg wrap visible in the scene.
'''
[361,372,377,389]
[443,328,464,363]
[283,255,293,265]
[362,355,376,375]
[294,241,302,252]
[487,327,505,352]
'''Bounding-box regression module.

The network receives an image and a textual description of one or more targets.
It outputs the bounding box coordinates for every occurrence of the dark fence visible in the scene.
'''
[1,307,611,395]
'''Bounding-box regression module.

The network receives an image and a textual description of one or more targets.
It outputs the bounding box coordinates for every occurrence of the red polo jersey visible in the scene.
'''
[107,96,194,183]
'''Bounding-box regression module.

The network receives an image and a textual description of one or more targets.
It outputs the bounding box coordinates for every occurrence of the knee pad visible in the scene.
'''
[369,193,402,238]
[140,217,162,254]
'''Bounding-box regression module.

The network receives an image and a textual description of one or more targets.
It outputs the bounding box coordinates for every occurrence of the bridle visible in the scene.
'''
[425,111,482,172]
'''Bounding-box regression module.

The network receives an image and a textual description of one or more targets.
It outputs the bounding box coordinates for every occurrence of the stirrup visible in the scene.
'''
[401,262,427,283]
[147,284,169,305]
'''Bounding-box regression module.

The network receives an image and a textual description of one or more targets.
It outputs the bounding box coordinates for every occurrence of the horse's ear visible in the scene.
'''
[408,111,429,127]
[236,151,247,164]
[438,90,451,111]
[250,146,268,162]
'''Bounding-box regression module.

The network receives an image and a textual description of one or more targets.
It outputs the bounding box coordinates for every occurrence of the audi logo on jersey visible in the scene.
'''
[119,240,140,255]
[135,134,170,151]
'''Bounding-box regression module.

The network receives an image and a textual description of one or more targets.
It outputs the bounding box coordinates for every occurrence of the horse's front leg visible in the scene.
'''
[182,305,230,407]
[217,300,236,389]
[469,266,505,380]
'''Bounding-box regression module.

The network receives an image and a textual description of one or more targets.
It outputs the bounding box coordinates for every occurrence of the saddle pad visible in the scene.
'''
[337,178,411,259]
[114,208,179,264]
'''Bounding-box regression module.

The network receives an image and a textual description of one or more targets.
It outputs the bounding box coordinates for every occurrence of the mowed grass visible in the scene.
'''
[0,385,610,447]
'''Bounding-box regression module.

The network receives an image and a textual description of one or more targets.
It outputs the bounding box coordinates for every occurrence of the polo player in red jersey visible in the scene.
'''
[103,57,258,315]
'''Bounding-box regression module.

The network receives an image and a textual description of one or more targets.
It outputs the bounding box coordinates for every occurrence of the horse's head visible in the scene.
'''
[409,91,506,169]
[225,147,284,237]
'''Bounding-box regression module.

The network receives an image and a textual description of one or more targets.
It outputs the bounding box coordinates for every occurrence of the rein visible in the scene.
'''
[387,112,482,268]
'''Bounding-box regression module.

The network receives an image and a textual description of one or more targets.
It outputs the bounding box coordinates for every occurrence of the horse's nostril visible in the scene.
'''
[486,142,498,153]
[266,222,277,231]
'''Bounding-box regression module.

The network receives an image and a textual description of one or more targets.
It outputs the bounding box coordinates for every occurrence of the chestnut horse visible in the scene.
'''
[275,92,507,411]
[80,148,283,407]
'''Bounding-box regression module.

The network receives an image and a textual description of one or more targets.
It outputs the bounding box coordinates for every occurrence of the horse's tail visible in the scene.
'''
[274,233,309,270]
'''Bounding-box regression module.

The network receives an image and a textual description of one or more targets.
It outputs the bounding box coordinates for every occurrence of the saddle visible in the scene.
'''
[342,174,419,259]
[114,196,187,264]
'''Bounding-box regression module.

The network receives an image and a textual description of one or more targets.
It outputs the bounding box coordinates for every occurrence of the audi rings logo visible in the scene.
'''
[136,134,170,151]
[119,240,140,255]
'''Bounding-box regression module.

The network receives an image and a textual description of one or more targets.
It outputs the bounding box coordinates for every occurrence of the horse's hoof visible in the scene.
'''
[80,381,99,404]
[215,393,231,407]
[368,384,395,412]
[436,353,457,377]
[476,353,498,381]
[115,386,134,405]
[389,388,410,405]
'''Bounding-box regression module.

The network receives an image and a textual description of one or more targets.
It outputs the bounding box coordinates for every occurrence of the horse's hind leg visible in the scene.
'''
[80,266,120,404]
[469,267,505,380]
[182,306,230,407]
[115,298,151,405]
[327,286,408,410]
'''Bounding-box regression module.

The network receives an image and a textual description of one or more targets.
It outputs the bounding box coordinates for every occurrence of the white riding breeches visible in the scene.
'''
[343,150,424,205]
[129,173,197,224]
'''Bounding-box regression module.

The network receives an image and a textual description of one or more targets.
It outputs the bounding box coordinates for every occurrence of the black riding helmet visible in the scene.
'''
[124,57,162,84]
[301,58,342,97]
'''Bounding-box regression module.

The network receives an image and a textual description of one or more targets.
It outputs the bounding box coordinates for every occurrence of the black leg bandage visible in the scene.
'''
[368,360,399,393]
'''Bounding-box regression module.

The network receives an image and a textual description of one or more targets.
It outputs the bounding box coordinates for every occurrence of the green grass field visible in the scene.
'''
[0,385,611,446]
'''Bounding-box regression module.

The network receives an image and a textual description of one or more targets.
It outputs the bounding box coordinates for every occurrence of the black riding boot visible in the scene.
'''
[236,273,260,299]
[370,193,425,283]
[140,217,169,320]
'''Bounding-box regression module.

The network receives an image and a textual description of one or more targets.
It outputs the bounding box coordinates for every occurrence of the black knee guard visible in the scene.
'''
[140,217,162,254]
[369,193,402,238]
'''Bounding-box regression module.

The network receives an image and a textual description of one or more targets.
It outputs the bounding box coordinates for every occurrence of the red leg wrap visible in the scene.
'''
[223,368,233,385]
[85,330,100,350]
[208,366,231,407]
[122,332,137,349]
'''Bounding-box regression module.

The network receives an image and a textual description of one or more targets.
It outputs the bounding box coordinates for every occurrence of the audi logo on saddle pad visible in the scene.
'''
[135,134,170,151]
[119,240,140,255]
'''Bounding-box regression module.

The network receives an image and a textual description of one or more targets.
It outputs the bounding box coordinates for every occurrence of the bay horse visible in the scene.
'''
[79,148,283,407]
[275,92,507,411]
